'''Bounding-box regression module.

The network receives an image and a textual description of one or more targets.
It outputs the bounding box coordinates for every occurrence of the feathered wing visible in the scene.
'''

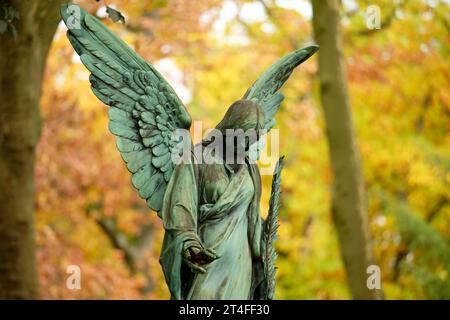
[60,4,192,213]
[243,45,319,131]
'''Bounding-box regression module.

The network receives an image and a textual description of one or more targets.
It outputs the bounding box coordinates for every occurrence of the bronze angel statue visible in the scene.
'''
[61,4,318,300]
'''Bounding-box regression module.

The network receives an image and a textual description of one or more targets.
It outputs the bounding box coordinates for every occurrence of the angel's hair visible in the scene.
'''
[215,100,266,134]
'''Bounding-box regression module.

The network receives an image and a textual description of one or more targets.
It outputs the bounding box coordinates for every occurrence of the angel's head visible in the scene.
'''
[212,100,266,162]
[216,99,266,136]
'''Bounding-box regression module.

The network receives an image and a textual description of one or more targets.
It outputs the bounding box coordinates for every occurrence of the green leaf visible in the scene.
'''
[106,6,125,24]
[8,23,17,39]
[4,4,20,21]
[0,21,7,34]
[0,2,20,38]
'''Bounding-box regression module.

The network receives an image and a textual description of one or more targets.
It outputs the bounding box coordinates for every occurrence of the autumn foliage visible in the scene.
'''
[33,0,449,299]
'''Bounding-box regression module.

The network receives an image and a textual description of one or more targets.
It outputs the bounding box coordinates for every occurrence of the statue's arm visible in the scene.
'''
[160,163,218,276]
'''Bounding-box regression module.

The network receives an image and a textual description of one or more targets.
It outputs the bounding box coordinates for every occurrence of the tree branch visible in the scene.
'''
[391,195,448,281]
[349,1,405,37]
[255,0,299,49]
[85,200,155,293]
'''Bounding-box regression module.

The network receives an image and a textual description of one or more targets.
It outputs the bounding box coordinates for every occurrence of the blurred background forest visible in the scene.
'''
[0,0,449,299]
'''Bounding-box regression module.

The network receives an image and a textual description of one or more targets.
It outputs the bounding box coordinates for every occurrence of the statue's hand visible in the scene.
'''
[182,245,219,274]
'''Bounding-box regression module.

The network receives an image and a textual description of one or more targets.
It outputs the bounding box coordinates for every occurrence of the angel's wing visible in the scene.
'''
[60,4,192,213]
[243,45,319,131]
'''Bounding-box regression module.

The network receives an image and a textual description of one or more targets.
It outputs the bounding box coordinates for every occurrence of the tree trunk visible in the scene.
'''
[0,0,62,299]
[311,0,383,299]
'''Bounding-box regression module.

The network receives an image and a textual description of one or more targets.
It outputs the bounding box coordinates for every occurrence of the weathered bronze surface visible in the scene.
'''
[61,4,318,300]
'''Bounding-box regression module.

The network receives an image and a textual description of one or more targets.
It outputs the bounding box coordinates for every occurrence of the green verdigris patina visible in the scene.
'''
[60,4,318,300]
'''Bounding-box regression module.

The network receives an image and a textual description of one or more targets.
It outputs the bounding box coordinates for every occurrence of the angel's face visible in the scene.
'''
[214,99,267,163]
[248,134,266,162]
[230,125,266,164]
[243,128,264,151]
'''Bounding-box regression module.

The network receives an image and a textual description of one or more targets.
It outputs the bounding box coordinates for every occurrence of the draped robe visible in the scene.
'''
[159,152,264,299]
